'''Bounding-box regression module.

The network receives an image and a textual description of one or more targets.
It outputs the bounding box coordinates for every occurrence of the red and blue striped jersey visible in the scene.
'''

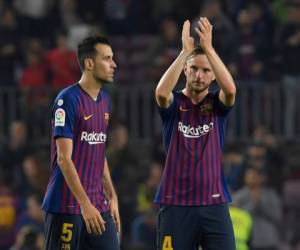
[154,90,232,206]
[42,83,110,214]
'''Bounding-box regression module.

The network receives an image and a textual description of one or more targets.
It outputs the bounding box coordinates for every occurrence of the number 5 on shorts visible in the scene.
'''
[162,235,173,250]
[61,223,73,242]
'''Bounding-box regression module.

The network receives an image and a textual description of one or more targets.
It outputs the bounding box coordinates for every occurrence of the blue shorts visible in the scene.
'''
[157,204,235,250]
[44,211,120,250]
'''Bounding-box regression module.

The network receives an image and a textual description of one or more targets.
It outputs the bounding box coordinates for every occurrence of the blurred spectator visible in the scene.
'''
[15,193,44,234]
[233,167,282,250]
[46,30,80,91]
[192,0,237,67]
[136,161,162,214]
[146,17,180,81]
[10,226,44,250]
[271,0,288,25]
[223,143,245,191]
[233,7,268,81]
[282,179,300,249]
[151,135,165,164]
[229,205,253,250]
[253,126,285,193]
[131,162,162,250]
[106,123,139,243]
[107,123,139,182]
[59,0,100,50]
[276,2,300,139]
[77,0,105,25]
[13,0,58,40]
[127,0,155,34]
[20,39,48,89]
[19,38,50,114]
[59,0,81,30]
[245,143,267,171]
[0,7,20,86]
[104,0,131,34]
[0,169,20,250]
[0,120,30,188]
[19,153,49,198]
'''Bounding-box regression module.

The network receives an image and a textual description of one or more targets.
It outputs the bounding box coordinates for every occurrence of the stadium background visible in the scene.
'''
[0,0,299,249]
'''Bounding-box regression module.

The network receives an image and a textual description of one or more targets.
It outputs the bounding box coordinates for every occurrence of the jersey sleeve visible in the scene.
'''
[52,94,76,139]
[213,91,233,117]
[157,91,179,123]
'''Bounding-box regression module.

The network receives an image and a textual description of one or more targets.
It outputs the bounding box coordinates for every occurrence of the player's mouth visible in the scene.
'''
[193,81,205,86]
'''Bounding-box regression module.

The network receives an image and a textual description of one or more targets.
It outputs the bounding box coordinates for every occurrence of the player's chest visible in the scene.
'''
[76,105,109,132]
[178,101,215,122]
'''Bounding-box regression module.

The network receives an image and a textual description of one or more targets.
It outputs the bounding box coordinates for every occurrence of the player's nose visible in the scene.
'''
[196,70,204,80]
[111,60,117,69]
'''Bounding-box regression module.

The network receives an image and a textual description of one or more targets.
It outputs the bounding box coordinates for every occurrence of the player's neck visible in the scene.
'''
[183,88,209,104]
[79,75,102,101]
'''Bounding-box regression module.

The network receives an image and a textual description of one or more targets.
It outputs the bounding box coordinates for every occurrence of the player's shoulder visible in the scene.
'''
[55,83,80,103]
[53,83,81,112]
[56,83,79,99]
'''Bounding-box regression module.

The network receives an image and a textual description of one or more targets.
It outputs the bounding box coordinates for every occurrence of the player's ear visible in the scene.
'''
[84,58,94,70]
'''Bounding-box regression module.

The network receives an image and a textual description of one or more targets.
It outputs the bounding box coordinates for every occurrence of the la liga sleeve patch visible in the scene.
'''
[55,108,66,127]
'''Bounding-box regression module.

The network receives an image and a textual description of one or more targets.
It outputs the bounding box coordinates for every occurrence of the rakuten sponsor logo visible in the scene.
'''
[81,131,107,144]
[178,122,213,138]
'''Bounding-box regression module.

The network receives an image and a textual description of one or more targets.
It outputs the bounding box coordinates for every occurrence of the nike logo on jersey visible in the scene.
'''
[179,106,192,112]
[84,114,93,121]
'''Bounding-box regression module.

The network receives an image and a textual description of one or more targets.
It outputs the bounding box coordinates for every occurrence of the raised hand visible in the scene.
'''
[182,20,194,53]
[195,17,213,51]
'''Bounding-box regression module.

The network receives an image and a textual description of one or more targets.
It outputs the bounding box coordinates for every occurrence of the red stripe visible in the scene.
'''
[73,96,84,214]
[91,99,105,211]
[162,125,176,203]
[208,116,214,205]
[216,119,226,203]
[198,127,204,205]
[188,135,194,205]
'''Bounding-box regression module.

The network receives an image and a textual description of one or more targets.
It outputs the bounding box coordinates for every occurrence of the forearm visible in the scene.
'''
[103,159,117,200]
[205,47,236,95]
[155,50,189,107]
[58,157,90,206]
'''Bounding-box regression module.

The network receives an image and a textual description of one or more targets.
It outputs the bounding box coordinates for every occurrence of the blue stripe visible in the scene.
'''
[171,123,180,204]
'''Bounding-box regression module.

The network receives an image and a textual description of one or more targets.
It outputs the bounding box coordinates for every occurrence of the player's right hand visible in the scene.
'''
[80,202,106,235]
[182,20,194,54]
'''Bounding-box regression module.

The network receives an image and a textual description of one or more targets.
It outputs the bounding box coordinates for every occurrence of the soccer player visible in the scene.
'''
[42,35,120,250]
[154,18,237,250]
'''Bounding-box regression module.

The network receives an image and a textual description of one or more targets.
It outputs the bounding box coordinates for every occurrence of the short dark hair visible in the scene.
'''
[77,35,111,70]
[186,45,206,61]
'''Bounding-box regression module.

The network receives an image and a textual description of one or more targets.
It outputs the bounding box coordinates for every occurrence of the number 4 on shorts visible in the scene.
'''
[162,235,173,250]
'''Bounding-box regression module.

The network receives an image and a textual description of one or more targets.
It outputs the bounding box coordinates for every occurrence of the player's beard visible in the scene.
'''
[93,72,113,85]
[187,81,209,94]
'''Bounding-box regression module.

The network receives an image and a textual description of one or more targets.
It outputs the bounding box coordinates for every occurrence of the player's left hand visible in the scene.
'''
[110,196,121,233]
[195,17,213,51]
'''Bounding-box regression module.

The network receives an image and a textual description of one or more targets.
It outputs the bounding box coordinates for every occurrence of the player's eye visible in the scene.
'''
[190,66,198,71]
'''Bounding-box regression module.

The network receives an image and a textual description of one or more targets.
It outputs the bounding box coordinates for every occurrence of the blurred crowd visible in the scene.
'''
[0,0,300,249]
